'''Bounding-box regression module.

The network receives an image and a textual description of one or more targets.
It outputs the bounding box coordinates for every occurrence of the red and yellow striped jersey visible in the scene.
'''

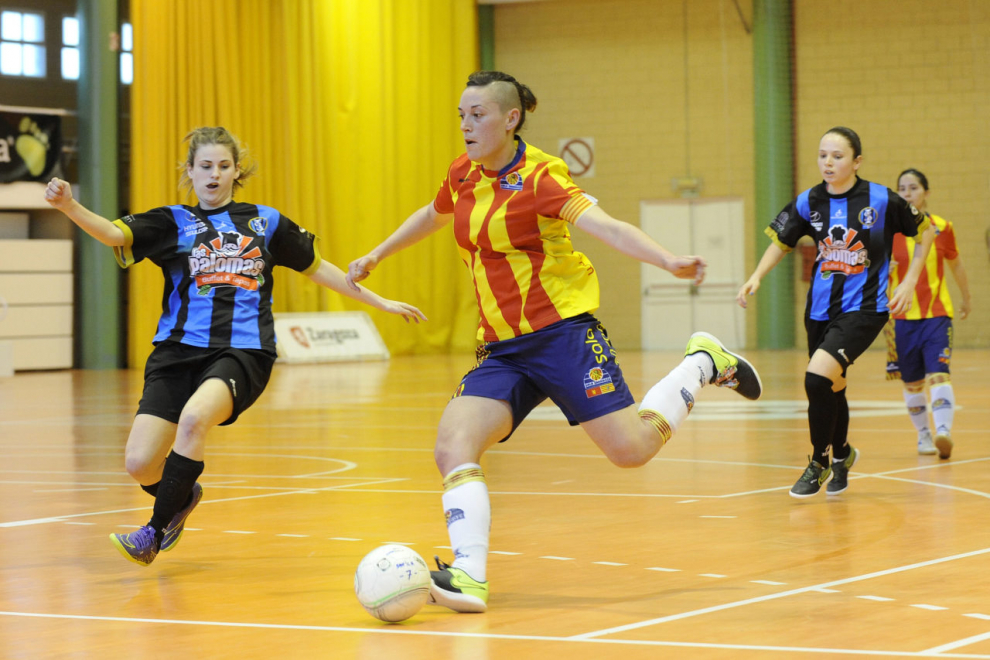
[434,140,598,342]
[889,213,958,320]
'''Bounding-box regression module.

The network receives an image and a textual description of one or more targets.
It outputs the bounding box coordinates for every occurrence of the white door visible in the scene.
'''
[641,198,746,350]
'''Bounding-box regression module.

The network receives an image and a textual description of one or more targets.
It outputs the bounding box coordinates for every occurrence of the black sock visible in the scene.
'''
[805,372,836,466]
[141,482,159,497]
[831,388,850,461]
[148,452,204,545]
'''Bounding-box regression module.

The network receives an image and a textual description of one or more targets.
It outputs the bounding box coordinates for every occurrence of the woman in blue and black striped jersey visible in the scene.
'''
[736,126,935,499]
[45,126,426,567]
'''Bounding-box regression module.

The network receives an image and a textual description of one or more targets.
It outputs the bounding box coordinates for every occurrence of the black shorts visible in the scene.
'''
[137,341,276,426]
[806,312,888,373]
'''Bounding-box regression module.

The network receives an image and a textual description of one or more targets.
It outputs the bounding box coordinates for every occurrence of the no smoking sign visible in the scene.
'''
[558,137,595,178]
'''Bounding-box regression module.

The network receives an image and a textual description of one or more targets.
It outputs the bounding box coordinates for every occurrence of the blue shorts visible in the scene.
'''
[452,313,636,442]
[894,317,953,382]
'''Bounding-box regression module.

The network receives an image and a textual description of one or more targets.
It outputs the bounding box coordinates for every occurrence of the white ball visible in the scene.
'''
[354,545,431,622]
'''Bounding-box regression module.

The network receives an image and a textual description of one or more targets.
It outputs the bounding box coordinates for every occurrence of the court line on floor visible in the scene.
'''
[570,545,990,640]
[1,611,988,657]
[0,480,406,528]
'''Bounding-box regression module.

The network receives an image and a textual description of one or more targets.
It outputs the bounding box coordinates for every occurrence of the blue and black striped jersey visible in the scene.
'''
[112,201,320,352]
[766,177,929,321]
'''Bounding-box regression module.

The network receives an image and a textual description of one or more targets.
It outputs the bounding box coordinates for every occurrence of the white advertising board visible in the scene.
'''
[274,312,389,363]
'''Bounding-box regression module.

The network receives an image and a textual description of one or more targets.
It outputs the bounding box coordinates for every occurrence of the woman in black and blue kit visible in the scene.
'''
[736,127,934,499]
[45,126,425,566]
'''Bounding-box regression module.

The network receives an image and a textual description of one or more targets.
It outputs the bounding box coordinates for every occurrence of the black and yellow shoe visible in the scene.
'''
[826,446,859,495]
[428,557,489,613]
[685,331,763,400]
[790,458,832,499]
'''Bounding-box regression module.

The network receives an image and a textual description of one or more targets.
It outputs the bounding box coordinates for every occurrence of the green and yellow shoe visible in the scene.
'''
[428,557,489,613]
[685,331,763,400]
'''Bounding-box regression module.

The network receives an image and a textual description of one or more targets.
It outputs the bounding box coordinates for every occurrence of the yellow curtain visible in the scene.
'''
[128,0,478,368]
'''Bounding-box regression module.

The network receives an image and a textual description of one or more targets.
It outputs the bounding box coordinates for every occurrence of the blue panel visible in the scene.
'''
[153,266,184,343]
[230,287,262,349]
[170,205,202,254]
[255,205,281,250]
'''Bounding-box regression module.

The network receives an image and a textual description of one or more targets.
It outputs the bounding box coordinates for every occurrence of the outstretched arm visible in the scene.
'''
[736,242,788,308]
[573,205,706,284]
[946,256,971,320]
[308,260,427,324]
[889,223,936,315]
[346,202,453,291]
[43,178,125,246]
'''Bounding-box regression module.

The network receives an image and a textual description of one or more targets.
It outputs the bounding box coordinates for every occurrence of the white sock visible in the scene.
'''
[929,383,955,437]
[441,463,489,582]
[903,390,929,434]
[638,353,711,435]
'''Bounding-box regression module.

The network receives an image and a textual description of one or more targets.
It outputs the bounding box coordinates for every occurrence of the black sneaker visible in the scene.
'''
[826,447,859,495]
[789,458,831,499]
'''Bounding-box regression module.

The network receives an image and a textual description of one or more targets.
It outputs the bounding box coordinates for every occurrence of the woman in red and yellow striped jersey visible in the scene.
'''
[347,71,762,613]
[886,169,971,459]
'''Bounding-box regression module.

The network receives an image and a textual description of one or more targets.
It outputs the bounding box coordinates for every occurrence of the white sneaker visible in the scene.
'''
[917,431,937,455]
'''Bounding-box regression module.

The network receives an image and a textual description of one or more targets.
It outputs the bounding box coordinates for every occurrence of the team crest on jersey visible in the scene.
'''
[188,231,267,295]
[817,225,869,277]
[500,172,524,191]
[584,367,615,398]
[248,216,267,234]
[859,207,878,228]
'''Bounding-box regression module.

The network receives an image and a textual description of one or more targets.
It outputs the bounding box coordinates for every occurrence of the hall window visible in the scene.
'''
[0,10,46,78]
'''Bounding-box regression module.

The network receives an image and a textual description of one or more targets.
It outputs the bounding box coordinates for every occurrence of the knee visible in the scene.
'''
[805,372,834,401]
[605,450,650,469]
[176,407,211,442]
[434,430,466,475]
[124,447,156,482]
[600,436,652,469]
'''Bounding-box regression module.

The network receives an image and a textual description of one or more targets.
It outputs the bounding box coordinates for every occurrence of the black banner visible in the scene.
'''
[0,111,62,183]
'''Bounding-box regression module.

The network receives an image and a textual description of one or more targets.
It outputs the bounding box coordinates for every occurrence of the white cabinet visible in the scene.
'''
[0,181,74,371]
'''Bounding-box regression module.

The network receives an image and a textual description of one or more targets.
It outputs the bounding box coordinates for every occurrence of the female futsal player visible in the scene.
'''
[885,168,971,459]
[45,126,425,566]
[737,127,934,498]
[347,71,762,613]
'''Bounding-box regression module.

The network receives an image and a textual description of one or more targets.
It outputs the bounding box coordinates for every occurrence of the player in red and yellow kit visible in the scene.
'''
[886,169,971,459]
[347,71,762,613]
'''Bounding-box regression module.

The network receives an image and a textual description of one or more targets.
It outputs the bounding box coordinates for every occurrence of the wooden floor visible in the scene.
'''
[1,348,989,659]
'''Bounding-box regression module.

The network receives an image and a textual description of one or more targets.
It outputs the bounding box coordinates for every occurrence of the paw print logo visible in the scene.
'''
[15,117,51,177]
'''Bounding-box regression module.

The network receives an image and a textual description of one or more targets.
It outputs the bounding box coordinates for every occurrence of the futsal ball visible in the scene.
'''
[354,544,431,622]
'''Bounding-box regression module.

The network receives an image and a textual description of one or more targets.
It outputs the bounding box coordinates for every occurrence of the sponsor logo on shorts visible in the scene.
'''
[938,347,951,365]
[680,387,695,412]
[229,379,237,397]
[584,367,615,398]
[837,348,848,363]
[445,508,465,527]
